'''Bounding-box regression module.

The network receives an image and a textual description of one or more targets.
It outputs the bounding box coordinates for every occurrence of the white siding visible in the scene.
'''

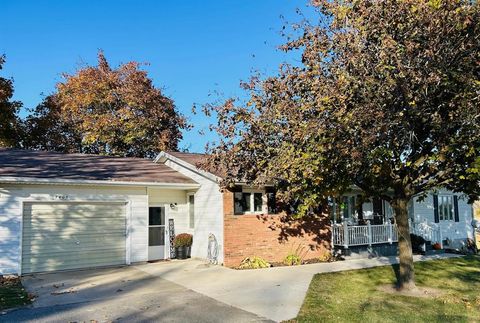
[164,159,224,264]
[412,189,474,241]
[0,184,150,274]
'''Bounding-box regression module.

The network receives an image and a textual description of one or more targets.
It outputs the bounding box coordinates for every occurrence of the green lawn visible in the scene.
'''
[294,256,480,323]
[0,276,31,311]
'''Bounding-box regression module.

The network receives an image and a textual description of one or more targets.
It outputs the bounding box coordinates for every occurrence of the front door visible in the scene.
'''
[148,206,166,260]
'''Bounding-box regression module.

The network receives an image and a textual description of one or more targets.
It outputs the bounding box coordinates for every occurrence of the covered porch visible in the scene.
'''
[330,193,443,250]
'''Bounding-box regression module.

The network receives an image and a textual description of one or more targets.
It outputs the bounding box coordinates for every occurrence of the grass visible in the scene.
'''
[0,276,31,311]
[294,256,480,323]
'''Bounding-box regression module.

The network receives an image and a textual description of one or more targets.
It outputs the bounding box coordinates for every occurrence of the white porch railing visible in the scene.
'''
[409,219,443,248]
[332,220,442,249]
[332,221,398,248]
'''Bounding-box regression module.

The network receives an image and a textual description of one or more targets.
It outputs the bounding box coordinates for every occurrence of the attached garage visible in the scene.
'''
[21,201,127,274]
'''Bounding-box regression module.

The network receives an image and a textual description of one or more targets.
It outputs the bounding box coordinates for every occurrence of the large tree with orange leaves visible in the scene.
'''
[25,52,187,158]
[204,0,480,290]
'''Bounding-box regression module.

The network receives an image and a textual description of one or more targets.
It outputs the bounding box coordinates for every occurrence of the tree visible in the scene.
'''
[25,51,187,158]
[203,0,480,290]
[0,55,22,147]
[23,95,83,153]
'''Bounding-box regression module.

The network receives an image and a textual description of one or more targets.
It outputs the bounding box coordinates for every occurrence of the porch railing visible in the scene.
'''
[332,221,398,248]
[409,219,443,248]
[332,220,442,248]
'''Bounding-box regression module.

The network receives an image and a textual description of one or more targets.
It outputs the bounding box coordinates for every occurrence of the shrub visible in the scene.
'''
[238,256,271,269]
[283,254,302,266]
[318,251,333,262]
[432,242,442,250]
[173,233,193,247]
[410,234,426,253]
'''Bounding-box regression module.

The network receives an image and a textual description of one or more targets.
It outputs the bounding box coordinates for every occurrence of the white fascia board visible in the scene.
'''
[154,151,221,183]
[0,176,200,190]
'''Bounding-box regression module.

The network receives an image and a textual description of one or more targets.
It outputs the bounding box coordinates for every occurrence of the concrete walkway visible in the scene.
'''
[135,253,461,322]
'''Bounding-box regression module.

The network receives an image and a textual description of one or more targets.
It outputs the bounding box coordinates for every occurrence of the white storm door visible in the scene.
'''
[148,206,166,260]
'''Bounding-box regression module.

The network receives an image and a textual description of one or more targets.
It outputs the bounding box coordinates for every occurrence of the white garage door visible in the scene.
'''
[22,201,127,273]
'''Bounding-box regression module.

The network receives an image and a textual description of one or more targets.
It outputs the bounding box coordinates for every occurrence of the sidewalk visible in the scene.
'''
[135,253,461,322]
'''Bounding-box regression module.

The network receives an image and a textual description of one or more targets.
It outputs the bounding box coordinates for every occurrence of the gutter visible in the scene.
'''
[0,176,200,190]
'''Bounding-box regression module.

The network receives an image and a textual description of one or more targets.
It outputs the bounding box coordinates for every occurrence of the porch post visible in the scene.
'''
[343,221,349,249]
[388,221,393,244]
[367,220,372,246]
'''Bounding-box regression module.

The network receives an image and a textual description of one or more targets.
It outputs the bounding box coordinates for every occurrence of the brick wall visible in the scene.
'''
[223,189,331,267]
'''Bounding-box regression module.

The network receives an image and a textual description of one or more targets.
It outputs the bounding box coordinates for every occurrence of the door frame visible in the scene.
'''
[148,204,170,261]
[19,199,130,275]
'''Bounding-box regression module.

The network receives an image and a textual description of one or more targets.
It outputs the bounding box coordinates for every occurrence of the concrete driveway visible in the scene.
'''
[1,253,460,322]
[1,265,270,323]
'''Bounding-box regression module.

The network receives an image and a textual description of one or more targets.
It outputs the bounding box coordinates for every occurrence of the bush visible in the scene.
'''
[284,254,302,266]
[410,234,426,253]
[318,251,333,262]
[238,256,271,269]
[173,233,193,247]
[432,242,442,250]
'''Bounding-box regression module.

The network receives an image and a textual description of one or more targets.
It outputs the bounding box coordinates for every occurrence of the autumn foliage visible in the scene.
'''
[204,0,480,289]
[24,51,187,157]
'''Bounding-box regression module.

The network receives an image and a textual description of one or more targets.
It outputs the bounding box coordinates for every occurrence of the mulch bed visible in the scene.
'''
[0,275,33,311]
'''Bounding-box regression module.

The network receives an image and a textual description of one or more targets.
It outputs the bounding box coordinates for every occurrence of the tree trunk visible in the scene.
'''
[392,198,416,290]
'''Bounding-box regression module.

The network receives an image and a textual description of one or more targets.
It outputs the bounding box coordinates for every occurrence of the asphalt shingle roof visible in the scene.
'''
[0,148,197,184]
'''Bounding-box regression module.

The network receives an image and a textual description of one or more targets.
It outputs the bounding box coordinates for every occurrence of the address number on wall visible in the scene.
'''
[54,194,70,200]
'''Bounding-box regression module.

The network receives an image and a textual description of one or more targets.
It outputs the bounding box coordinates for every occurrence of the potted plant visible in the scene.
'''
[174,233,193,259]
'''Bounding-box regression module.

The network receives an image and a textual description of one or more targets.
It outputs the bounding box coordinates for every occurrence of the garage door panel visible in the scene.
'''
[23,221,126,232]
[22,253,126,273]
[26,208,124,218]
[23,236,122,253]
[22,202,127,273]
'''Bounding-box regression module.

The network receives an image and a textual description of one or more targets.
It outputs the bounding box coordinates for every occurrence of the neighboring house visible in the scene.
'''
[0,149,475,275]
[331,187,475,254]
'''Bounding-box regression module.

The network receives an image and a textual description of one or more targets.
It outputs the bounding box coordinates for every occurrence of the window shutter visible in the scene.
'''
[453,195,459,222]
[433,194,439,223]
[356,195,363,220]
[372,198,383,215]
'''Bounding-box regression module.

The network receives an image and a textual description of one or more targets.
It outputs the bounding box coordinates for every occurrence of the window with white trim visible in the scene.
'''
[234,191,264,215]
[188,194,195,228]
[438,195,454,221]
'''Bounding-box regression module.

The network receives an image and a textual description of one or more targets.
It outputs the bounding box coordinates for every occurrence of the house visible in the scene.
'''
[331,187,476,255]
[0,148,475,275]
[0,149,329,275]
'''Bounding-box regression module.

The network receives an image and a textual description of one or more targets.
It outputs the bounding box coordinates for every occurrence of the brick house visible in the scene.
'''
[157,151,331,267]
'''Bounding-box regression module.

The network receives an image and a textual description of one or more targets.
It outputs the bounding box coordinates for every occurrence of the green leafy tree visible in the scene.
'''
[0,55,22,147]
[25,51,187,158]
[204,0,480,290]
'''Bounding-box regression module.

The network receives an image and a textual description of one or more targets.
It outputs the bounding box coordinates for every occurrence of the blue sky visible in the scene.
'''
[1,0,314,152]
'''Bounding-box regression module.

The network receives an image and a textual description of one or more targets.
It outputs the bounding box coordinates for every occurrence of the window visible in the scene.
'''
[254,193,262,212]
[188,194,195,229]
[267,192,276,214]
[438,195,454,221]
[149,207,165,226]
[342,196,356,218]
[234,191,265,214]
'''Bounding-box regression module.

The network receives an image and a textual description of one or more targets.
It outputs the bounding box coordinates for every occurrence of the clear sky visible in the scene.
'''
[1,0,314,152]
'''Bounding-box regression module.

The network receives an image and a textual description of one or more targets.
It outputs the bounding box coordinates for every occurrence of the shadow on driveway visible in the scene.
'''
[1,266,270,323]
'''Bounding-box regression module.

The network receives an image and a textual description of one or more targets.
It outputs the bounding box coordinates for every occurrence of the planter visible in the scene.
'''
[175,246,191,259]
